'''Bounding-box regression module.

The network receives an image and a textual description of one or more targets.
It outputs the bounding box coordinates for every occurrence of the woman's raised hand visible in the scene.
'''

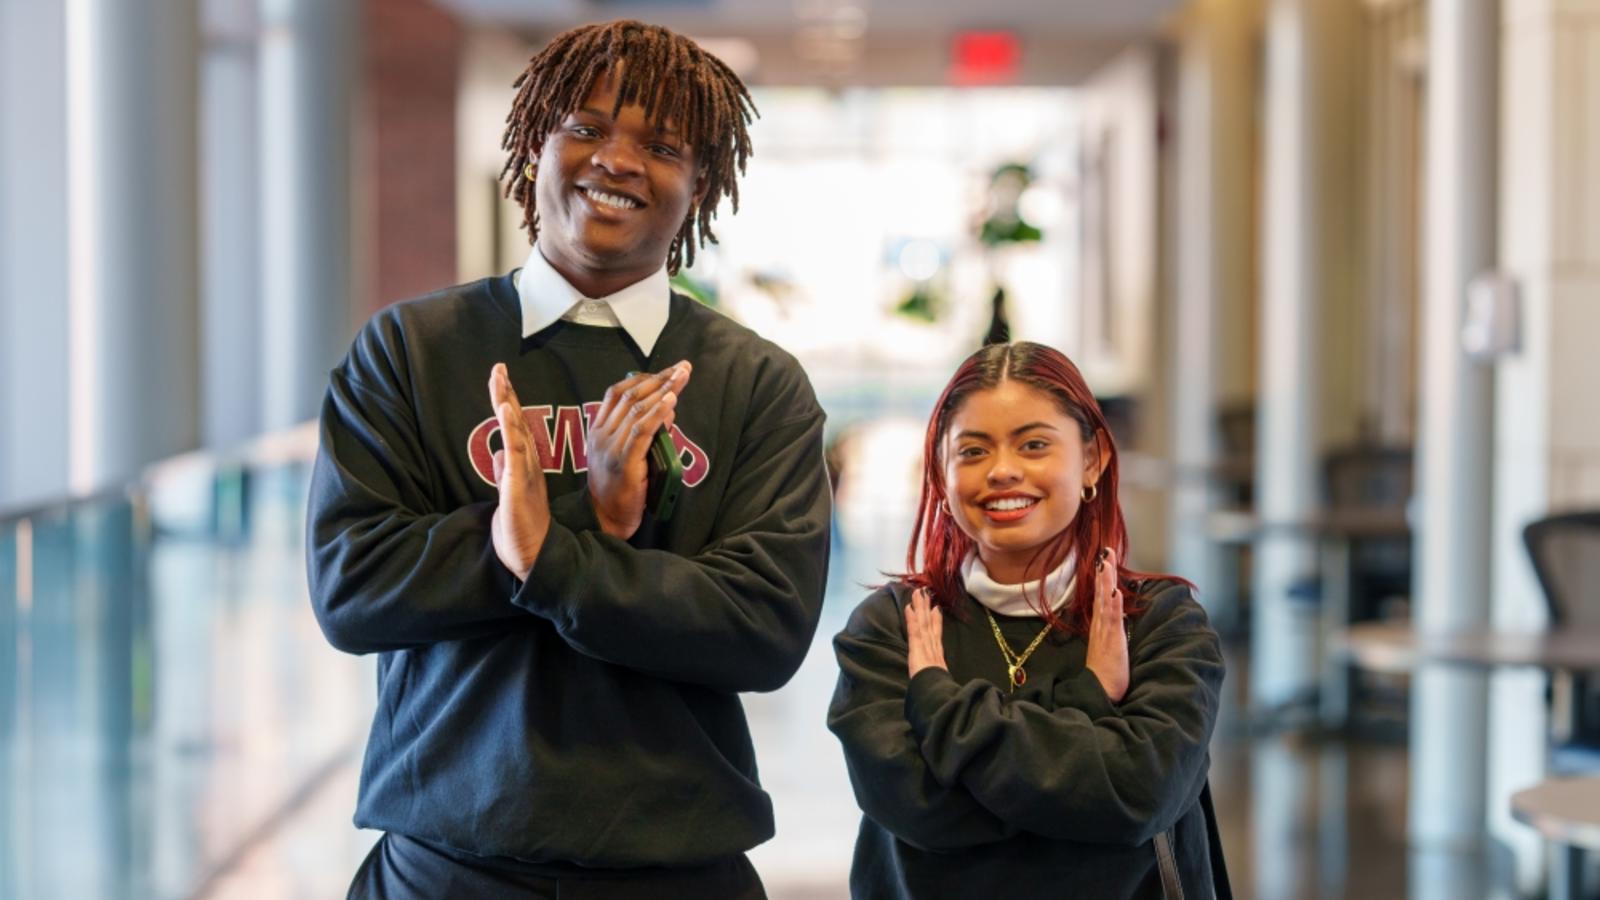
[904,588,947,678]
[1084,548,1130,703]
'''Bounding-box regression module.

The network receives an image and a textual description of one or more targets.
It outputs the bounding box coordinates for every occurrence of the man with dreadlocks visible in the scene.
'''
[307,20,830,899]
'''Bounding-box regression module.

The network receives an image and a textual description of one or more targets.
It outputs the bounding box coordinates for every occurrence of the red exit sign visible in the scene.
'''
[950,31,1020,85]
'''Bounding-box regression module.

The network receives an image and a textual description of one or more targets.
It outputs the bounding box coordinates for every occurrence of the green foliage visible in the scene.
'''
[670,271,718,308]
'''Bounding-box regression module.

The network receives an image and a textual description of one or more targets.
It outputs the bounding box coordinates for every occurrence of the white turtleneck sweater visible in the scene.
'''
[959,551,1078,617]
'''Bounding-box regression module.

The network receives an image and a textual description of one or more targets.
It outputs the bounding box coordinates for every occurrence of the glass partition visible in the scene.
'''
[0,432,374,899]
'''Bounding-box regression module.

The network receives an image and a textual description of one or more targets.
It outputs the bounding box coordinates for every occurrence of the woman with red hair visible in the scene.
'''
[828,342,1229,899]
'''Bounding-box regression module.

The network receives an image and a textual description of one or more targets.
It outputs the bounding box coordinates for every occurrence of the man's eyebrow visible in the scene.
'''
[575,107,684,138]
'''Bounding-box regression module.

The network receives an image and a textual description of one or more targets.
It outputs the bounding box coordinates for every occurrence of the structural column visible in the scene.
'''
[201,0,262,449]
[1167,0,1259,628]
[0,0,71,508]
[1408,0,1497,852]
[65,0,201,492]
[1250,0,1362,711]
[259,0,358,430]
[1489,0,1600,890]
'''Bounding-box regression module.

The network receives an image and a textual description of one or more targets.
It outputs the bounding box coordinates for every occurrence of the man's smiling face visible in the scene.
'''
[533,66,706,297]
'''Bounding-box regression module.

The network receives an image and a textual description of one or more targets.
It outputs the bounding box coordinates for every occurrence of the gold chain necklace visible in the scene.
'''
[985,608,1053,692]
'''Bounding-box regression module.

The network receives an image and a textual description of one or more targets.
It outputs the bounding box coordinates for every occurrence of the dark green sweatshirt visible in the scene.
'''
[306,273,831,869]
[828,579,1224,899]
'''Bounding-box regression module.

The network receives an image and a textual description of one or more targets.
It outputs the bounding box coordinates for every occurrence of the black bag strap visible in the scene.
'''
[1154,829,1186,900]
[1201,780,1233,900]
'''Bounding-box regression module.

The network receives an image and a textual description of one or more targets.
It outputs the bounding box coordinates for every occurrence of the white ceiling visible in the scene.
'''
[434,0,1184,36]
[433,0,1184,85]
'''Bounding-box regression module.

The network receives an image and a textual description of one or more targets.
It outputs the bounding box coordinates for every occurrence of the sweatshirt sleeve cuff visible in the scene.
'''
[1060,667,1120,720]
[905,667,960,740]
[547,487,601,534]
[513,520,583,621]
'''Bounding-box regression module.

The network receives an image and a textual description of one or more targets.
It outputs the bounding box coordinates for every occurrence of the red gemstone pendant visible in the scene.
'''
[1012,668,1027,687]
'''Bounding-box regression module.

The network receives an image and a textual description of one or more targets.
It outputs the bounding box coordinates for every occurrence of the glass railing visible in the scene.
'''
[0,425,374,900]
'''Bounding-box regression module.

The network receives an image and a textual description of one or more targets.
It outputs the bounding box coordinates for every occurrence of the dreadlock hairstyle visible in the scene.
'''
[901,342,1188,637]
[499,20,758,274]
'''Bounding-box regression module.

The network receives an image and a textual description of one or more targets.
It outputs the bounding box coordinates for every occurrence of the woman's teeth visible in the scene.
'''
[984,497,1037,511]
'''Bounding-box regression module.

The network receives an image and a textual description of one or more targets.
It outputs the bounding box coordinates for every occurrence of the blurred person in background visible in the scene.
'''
[828,341,1228,899]
[307,20,830,899]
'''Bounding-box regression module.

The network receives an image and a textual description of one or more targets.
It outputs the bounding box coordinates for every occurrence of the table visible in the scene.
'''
[1340,621,1600,744]
[1338,622,1600,674]
[1209,507,1412,725]
[1511,776,1600,900]
[1340,623,1600,900]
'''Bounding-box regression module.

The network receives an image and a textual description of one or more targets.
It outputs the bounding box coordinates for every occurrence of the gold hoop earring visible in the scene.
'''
[1081,483,1098,503]
[523,162,536,182]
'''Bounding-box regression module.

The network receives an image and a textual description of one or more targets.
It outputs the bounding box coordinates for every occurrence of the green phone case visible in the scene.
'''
[626,372,685,522]
[647,426,684,522]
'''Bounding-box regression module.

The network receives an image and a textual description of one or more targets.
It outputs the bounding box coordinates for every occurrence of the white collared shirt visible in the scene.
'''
[515,244,671,356]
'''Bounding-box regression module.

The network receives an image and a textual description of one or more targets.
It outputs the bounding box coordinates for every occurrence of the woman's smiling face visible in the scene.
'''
[942,378,1105,584]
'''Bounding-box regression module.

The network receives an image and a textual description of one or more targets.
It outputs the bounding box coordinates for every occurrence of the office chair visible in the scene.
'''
[1324,445,1414,622]
[1523,510,1600,771]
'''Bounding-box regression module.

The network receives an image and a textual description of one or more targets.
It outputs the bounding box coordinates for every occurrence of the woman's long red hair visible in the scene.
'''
[902,342,1186,636]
